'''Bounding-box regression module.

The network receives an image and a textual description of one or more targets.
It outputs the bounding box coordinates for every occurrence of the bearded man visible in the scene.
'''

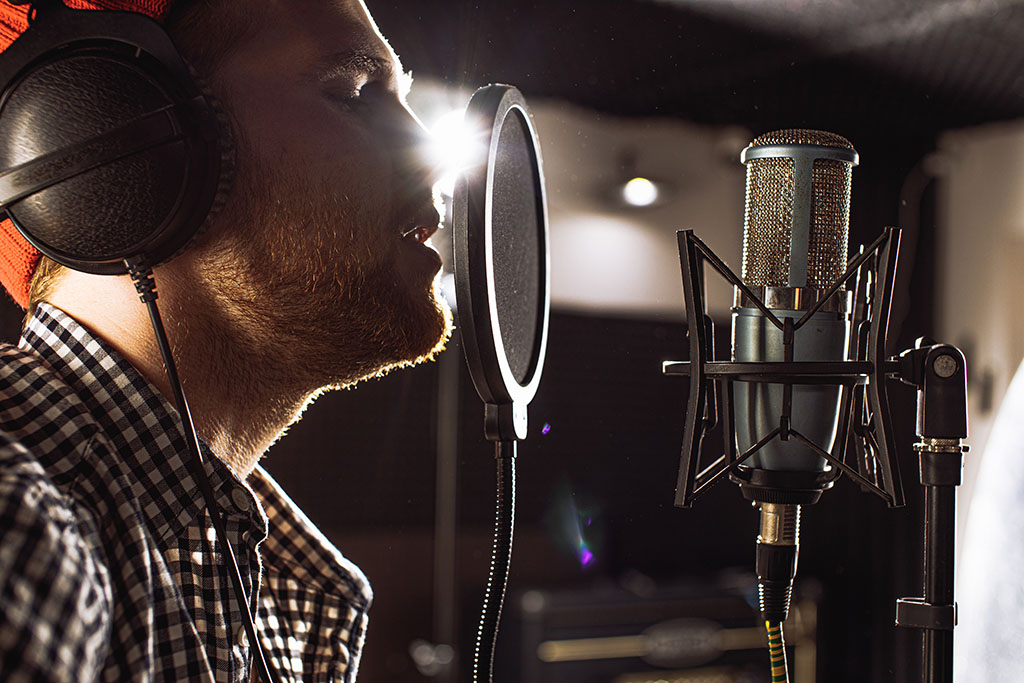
[0,0,450,680]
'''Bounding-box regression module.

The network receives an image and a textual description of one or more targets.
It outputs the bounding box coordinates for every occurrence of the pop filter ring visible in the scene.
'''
[453,84,550,441]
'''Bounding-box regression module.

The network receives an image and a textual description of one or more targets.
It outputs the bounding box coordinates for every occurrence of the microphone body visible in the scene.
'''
[731,130,858,504]
[732,306,848,474]
[730,130,859,625]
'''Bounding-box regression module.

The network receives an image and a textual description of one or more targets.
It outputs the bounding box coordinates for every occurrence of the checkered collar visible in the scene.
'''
[19,303,267,545]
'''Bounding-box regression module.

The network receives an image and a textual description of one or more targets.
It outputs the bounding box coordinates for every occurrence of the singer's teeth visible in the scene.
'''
[402,226,432,243]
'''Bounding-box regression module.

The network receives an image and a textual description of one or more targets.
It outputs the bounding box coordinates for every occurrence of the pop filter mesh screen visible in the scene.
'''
[491,108,541,385]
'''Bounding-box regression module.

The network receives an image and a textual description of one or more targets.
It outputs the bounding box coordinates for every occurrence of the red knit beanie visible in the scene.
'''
[0,0,177,308]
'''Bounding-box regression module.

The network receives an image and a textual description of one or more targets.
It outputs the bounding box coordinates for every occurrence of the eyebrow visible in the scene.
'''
[308,50,414,99]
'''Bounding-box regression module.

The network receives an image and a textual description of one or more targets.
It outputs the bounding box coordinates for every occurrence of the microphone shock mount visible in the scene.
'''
[665,228,969,683]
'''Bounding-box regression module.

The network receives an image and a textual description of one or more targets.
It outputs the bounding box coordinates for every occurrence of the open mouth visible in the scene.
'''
[401,225,438,243]
[401,206,441,244]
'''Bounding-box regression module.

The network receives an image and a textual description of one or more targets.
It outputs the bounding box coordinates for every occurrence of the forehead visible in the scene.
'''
[219,0,404,81]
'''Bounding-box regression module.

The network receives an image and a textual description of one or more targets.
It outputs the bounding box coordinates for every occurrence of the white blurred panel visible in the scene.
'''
[938,120,1024,681]
[529,101,749,318]
[937,120,1024,508]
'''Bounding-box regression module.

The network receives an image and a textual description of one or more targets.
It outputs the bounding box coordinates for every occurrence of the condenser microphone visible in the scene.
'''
[732,129,858,500]
[730,129,859,627]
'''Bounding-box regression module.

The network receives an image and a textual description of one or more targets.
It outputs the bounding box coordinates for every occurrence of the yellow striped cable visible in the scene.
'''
[766,620,789,683]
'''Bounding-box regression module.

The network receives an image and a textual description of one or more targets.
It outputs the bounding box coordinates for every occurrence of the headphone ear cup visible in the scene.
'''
[0,7,232,275]
[152,65,235,263]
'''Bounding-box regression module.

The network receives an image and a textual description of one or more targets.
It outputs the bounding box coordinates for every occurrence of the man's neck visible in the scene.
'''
[45,265,311,479]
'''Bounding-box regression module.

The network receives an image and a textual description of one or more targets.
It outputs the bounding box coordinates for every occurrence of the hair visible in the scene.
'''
[25,0,257,318]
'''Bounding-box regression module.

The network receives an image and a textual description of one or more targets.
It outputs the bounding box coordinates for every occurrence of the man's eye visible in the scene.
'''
[323,90,366,111]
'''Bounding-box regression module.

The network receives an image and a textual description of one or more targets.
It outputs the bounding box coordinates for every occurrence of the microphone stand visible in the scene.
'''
[891,340,968,683]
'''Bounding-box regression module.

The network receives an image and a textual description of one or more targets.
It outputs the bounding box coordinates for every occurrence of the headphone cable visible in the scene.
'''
[127,259,282,683]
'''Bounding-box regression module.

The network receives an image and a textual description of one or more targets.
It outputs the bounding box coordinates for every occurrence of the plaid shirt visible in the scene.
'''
[0,304,372,682]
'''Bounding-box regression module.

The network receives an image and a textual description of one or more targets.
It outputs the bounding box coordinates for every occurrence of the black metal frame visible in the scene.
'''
[664,228,905,508]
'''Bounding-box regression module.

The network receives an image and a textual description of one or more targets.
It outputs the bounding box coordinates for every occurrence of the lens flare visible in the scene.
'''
[546,483,603,570]
[541,423,552,435]
[427,108,487,198]
[571,504,596,567]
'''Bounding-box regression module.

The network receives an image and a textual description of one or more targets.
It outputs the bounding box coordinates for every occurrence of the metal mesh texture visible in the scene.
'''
[741,129,854,289]
[808,159,851,288]
[742,157,794,287]
[751,129,854,148]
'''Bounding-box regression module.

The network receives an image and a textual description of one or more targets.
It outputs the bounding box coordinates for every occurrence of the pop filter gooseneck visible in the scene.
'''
[452,84,550,683]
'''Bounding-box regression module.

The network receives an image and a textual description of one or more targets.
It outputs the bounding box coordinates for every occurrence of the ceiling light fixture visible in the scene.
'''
[622,176,660,207]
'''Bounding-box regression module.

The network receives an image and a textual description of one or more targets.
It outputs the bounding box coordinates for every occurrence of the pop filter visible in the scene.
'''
[451,84,549,683]
[453,84,550,441]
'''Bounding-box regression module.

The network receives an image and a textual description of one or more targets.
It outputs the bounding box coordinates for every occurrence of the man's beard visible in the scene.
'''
[187,146,452,396]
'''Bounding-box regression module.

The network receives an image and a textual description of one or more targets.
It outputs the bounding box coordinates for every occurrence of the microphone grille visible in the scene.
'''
[751,129,854,148]
[742,129,855,290]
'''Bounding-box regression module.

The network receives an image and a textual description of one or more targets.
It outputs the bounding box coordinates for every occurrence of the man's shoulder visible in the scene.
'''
[0,428,112,606]
[0,341,114,578]
[0,338,52,379]
[0,339,72,394]
[0,427,105,558]
[0,426,72,511]
[0,340,79,414]
[0,429,114,680]
[0,340,105,461]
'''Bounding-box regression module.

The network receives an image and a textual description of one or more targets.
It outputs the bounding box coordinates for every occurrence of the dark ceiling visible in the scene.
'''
[370,0,1024,146]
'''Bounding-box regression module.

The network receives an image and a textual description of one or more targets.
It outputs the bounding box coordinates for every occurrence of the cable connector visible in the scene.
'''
[125,258,158,304]
[756,502,800,623]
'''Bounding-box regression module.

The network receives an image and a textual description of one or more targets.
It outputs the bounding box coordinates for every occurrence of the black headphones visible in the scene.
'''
[0,0,231,274]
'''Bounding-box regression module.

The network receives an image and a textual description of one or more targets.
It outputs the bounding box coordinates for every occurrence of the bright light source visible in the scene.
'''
[427,108,485,197]
[440,272,457,310]
[622,177,659,207]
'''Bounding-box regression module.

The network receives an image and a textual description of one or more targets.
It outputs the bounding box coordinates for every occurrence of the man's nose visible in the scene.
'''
[386,103,445,196]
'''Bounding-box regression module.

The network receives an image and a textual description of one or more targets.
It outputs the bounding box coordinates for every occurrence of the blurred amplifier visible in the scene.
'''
[502,576,818,683]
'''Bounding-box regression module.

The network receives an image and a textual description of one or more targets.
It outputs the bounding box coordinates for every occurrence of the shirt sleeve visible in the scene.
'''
[0,438,111,683]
